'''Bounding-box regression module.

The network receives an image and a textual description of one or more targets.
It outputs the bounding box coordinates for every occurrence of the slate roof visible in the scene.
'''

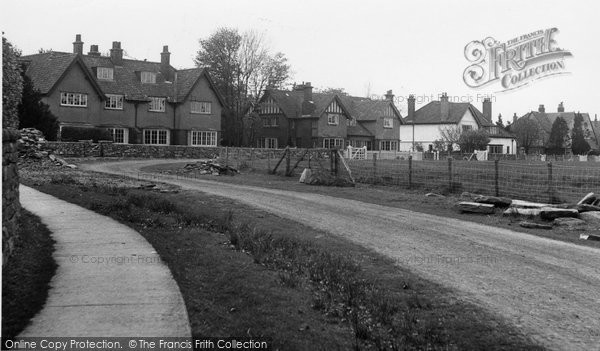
[347,123,374,137]
[483,125,516,139]
[408,101,494,127]
[339,96,402,122]
[261,89,351,119]
[20,51,223,105]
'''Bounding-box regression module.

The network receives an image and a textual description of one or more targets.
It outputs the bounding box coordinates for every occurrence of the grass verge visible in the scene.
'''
[19,165,545,350]
[2,210,57,337]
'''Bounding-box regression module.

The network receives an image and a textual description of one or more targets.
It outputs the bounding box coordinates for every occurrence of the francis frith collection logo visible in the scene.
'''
[463,28,572,92]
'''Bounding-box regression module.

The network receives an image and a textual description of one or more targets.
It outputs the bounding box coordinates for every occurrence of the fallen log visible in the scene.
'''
[503,208,542,217]
[510,200,551,209]
[577,192,596,205]
[519,221,553,230]
[580,211,600,227]
[579,233,600,241]
[457,202,495,214]
[576,204,600,213]
[539,207,579,221]
[553,217,586,230]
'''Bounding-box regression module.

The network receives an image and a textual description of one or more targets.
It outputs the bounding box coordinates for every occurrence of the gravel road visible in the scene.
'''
[85,160,600,350]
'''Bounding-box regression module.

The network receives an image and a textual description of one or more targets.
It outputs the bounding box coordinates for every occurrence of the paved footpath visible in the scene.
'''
[18,185,191,337]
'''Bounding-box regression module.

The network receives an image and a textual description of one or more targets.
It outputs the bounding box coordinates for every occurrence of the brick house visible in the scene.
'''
[254,82,354,148]
[341,90,403,151]
[513,103,599,154]
[253,83,402,149]
[19,34,225,146]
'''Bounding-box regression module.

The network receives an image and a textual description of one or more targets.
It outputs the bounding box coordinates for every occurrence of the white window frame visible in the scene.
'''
[383,118,393,129]
[190,131,217,147]
[60,92,88,107]
[105,94,124,110]
[107,128,128,144]
[323,138,344,149]
[190,101,212,114]
[258,137,278,149]
[149,97,166,112]
[143,129,169,145]
[97,67,114,80]
[262,116,279,127]
[141,71,157,84]
[348,118,357,127]
[327,113,339,126]
[380,140,398,151]
[462,124,474,132]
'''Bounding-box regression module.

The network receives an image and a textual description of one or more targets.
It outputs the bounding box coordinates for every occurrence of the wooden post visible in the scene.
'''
[334,150,339,176]
[494,159,499,196]
[285,149,291,176]
[271,147,288,174]
[330,150,335,175]
[372,153,378,182]
[547,162,554,203]
[408,155,413,189]
[267,151,271,171]
[225,147,229,167]
[249,148,254,167]
[448,157,453,191]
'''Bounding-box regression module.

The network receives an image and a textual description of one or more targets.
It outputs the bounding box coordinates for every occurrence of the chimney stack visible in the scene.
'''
[88,45,100,56]
[303,82,313,102]
[73,34,83,55]
[558,102,564,112]
[513,113,518,125]
[295,82,314,115]
[538,104,545,113]
[407,95,415,122]
[440,92,449,121]
[482,97,492,121]
[110,41,123,66]
[385,90,394,102]
[160,45,172,81]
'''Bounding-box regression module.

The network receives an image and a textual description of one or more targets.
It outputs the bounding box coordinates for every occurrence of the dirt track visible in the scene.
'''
[86,159,600,350]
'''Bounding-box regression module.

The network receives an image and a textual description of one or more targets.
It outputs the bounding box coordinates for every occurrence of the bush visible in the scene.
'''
[60,126,112,142]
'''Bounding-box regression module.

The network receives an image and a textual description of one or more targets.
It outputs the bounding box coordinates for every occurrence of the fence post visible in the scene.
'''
[285,149,291,176]
[334,150,339,176]
[408,155,413,189]
[494,159,499,197]
[448,157,453,191]
[225,147,229,167]
[547,162,554,203]
[267,151,271,171]
[372,153,378,182]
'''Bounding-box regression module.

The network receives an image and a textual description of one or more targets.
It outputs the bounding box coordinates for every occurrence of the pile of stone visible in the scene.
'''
[17,128,50,159]
[299,168,354,187]
[181,161,238,176]
[17,128,77,168]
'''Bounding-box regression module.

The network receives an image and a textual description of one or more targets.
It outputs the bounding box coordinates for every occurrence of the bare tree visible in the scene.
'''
[439,125,462,150]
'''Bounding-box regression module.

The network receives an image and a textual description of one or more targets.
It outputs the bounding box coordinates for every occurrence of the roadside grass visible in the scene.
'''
[21,167,545,350]
[143,162,600,249]
[2,210,57,337]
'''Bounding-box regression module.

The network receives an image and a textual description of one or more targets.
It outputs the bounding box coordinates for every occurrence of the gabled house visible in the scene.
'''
[19,34,225,146]
[340,90,403,151]
[399,93,516,154]
[254,82,354,148]
[515,103,599,154]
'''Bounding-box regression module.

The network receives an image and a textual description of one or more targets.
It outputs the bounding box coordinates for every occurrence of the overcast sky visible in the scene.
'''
[2,0,599,122]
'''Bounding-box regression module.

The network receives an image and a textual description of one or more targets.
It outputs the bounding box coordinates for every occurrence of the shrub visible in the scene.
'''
[60,126,112,142]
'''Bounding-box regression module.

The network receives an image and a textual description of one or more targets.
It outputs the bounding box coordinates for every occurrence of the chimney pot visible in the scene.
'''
[73,34,83,55]
[558,102,564,113]
[384,90,394,102]
[538,104,545,113]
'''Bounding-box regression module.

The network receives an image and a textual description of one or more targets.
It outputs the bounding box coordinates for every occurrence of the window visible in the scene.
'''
[105,94,124,110]
[97,67,114,80]
[383,118,393,128]
[262,116,279,127]
[149,97,166,112]
[60,92,88,107]
[380,140,398,151]
[107,128,128,144]
[141,71,157,84]
[323,138,344,149]
[327,114,339,125]
[348,118,357,127]
[258,137,278,149]
[462,125,474,132]
[143,129,169,145]
[190,131,217,147]
[191,101,212,114]
[488,144,503,154]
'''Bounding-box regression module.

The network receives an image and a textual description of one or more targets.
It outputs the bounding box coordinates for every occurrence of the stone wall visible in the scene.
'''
[2,128,21,266]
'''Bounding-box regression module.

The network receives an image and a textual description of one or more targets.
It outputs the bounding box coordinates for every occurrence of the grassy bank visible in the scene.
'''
[20,163,544,350]
[2,210,57,337]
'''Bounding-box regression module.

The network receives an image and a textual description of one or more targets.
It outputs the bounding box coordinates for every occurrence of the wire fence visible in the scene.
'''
[215,147,600,204]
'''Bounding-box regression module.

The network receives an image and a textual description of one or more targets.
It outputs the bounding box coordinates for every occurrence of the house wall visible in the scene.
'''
[317,112,348,146]
[43,63,103,126]
[257,114,290,148]
[488,137,517,154]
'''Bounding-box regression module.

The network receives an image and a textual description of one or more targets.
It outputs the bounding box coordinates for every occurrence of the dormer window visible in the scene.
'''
[97,67,114,80]
[141,71,156,84]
